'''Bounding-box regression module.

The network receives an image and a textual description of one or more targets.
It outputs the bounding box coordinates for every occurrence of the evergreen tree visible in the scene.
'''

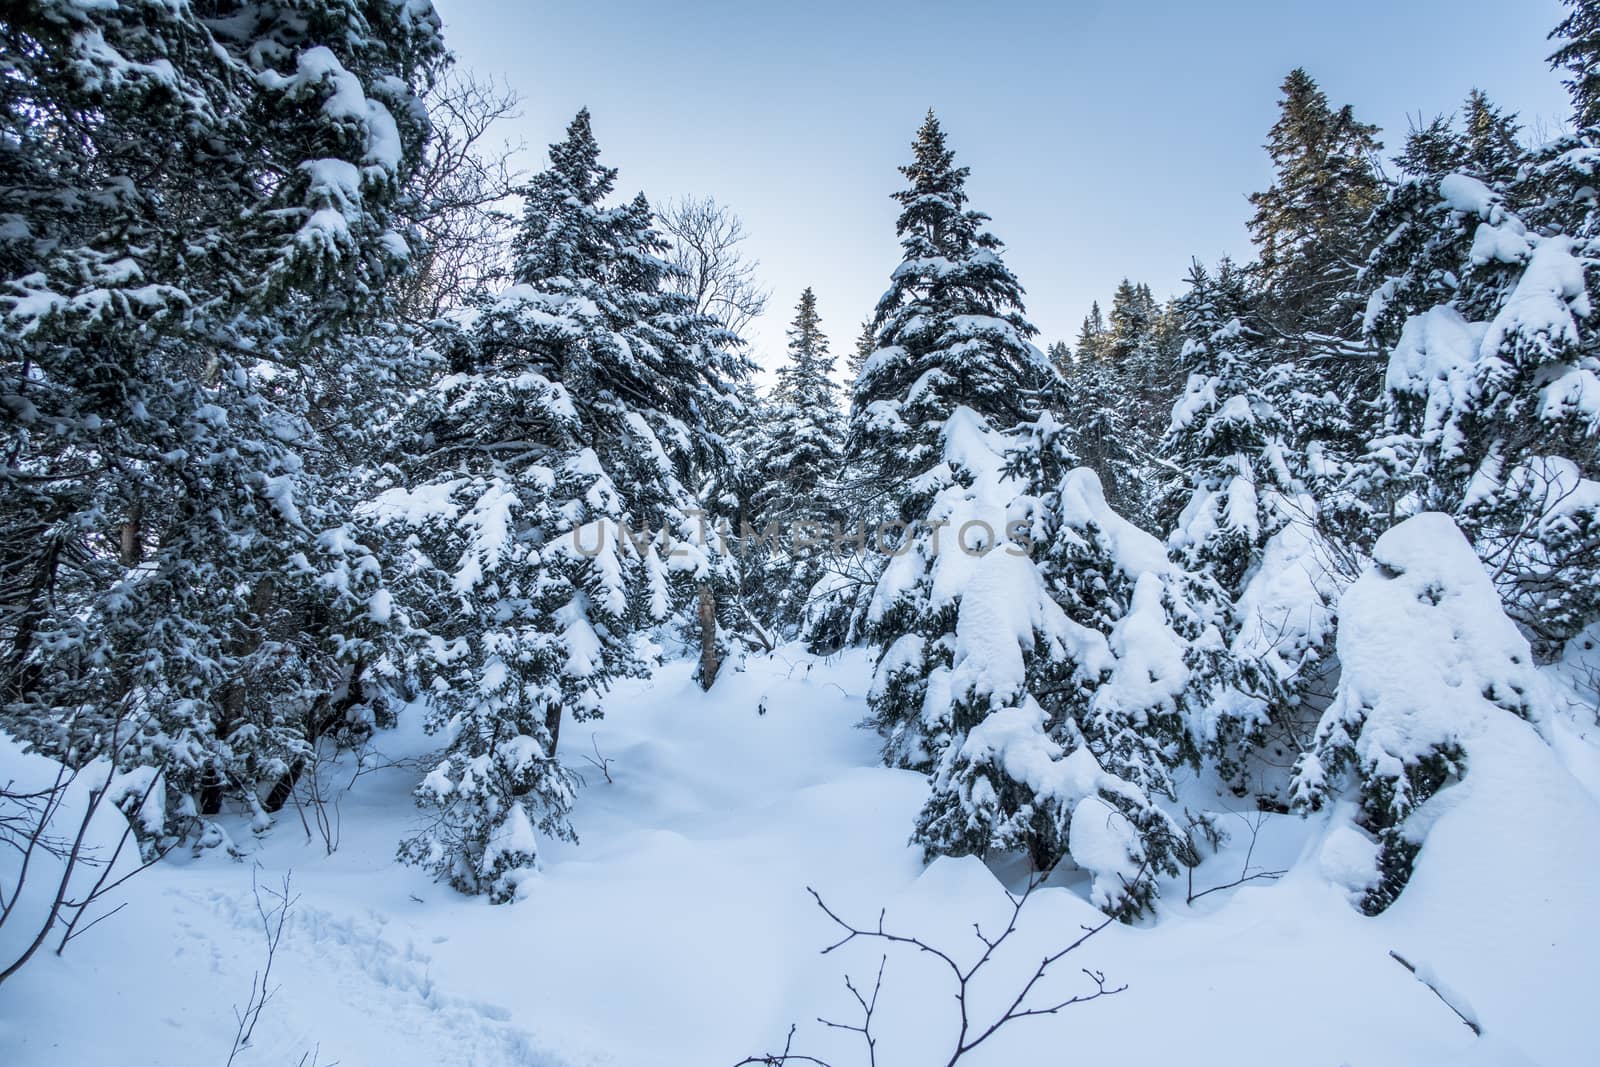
[1550,0,1600,128]
[1358,114,1600,661]
[1290,515,1538,913]
[0,0,445,840]
[1075,301,1109,363]
[912,418,1204,920]
[1046,340,1073,376]
[380,110,749,897]
[749,288,847,632]
[847,316,877,391]
[1161,259,1336,797]
[1164,260,1294,595]
[851,110,1050,767]
[1053,345,1141,516]
[1248,69,1384,339]
[1106,280,1159,365]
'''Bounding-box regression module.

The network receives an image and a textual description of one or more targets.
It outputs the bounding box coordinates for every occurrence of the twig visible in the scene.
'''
[579,734,614,785]
[1186,808,1287,905]
[739,872,1132,1066]
[1388,951,1482,1037]
[226,867,298,1065]
[817,955,885,1067]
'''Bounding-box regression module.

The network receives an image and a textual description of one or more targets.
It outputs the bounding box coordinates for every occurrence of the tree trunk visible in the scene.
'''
[119,497,143,567]
[697,582,721,691]
[544,702,563,756]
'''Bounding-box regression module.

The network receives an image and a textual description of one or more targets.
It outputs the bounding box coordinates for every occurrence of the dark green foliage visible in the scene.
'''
[1248,69,1384,339]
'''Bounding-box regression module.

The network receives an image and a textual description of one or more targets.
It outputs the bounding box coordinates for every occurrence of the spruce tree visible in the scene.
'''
[911,416,1204,919]
[1550,0,1600,128]
[851,110,1050,766]
[749,288,847,633]
[0,0,445,840]
[380,110,749,898]
[1248,69,1384,339]
[1075,301,1109,363]
[847,316,877,392]
[1161,259,1335,797]
[1164,260,1294,596]
[1358,105,1600,661]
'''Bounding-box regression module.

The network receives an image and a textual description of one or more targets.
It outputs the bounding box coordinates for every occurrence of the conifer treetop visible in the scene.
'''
[1550,0,1600,129]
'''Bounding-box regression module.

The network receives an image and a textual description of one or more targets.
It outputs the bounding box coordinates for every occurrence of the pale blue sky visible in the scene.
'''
[435,0,1573,373]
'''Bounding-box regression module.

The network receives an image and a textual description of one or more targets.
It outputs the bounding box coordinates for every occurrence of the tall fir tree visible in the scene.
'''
[1358,121,1600,662]
[1161,259,1335,797]
[749,288,847,632]
[847,316,877,393]
[850,110,1050,766]
[1075,301,1109,363]
[379,110,750,898]
[1248,69,1384,340]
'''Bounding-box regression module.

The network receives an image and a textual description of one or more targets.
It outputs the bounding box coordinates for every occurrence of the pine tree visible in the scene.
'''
[749,288,847,632]
[1248,69,1384,339]
[1106,280,1158,364]
[1358,106,1600,661]
[1046,340,1072,376]
[850,110,1050,767]
[1075,302,1109,363]
[1460,90,1525,183]
[847,316,877,391]
[911,418,1204,920]
[0,0,445,841]
[849,111,1048,520]
[1163,260,1294,595]
[380,110,749,898]
[1550,0,1600,128]
[1161,259,1337,797]
[1053,345,1140,516]
[1290,515,1538,913]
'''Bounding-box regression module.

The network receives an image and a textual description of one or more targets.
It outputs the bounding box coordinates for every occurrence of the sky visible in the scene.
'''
[434,0,1573,376]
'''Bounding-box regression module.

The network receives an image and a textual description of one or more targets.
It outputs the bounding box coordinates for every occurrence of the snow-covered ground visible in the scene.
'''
[3,645,1597,1066]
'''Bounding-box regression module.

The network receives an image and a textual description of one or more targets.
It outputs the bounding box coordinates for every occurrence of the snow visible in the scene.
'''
[1055,468,1171,578]
[1481,236,1589,360]
[1098,573,1189,715]
[1229,512,1340,688]
[1325,512,1538,779]
[3,643,1597,1065]
[1067,795,1143,911]
[365,480,467,527]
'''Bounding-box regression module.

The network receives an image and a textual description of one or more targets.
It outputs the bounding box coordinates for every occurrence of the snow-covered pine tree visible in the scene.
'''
[1242,69,1387,576]
[851,110,1051,766]
[1052,339,1141,517]
[1358,101,1600,662]
[846,317,877,394]
[1160,259,1340,798]
[1,0,445,840]
[1290,513,1539,914]
[378,110,749,898]
[376,348,603,902]
[1046,340,1072,377]
[1164,260,1295,596]
[846,116,1200,917]
[749,288,846,634]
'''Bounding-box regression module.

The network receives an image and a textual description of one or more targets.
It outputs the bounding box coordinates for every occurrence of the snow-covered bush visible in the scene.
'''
[1291,513,1540,913]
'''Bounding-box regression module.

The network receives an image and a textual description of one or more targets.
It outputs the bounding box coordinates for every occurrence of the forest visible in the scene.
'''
[2,1,1598,1064]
